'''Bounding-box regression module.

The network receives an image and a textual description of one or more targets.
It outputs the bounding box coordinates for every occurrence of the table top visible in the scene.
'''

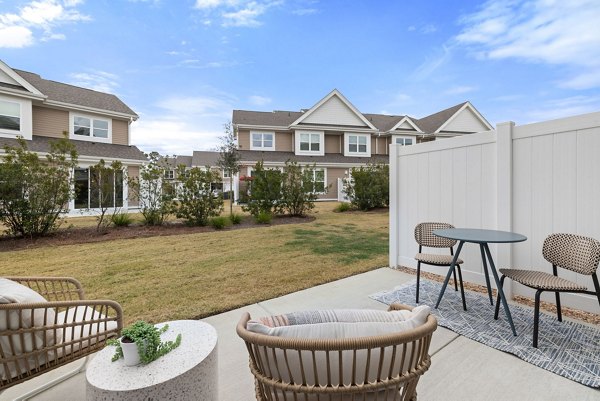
[86,320,217,392]
[433,228,527,244]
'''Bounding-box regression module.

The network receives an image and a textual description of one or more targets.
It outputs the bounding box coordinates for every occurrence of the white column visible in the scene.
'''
[389,144,399,268]
[496,121,514,298]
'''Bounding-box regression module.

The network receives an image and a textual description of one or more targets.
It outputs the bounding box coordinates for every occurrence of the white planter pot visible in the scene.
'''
[120,337,141,366]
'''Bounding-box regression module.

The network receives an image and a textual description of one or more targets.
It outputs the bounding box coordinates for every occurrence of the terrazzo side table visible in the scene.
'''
[86,320,218,401]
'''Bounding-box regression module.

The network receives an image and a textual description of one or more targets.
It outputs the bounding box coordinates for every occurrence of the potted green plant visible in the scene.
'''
[109,321,182,366]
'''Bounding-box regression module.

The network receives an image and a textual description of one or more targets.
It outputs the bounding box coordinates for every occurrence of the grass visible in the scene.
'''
[0,202,389,325]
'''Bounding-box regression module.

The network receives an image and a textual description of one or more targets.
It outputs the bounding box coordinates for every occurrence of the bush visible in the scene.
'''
[280,161,318,217]
[0,136,78,237]
[255,211,272,224]
[174,166,223,226]
[210,216,228,229]
[334,202,352,212]
[111,212,133,227]
[229,213,243,225]
[344,163,389,210]
[241,161,282,217]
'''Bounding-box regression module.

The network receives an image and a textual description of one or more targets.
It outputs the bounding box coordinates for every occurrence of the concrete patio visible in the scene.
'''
[2,267,598,401]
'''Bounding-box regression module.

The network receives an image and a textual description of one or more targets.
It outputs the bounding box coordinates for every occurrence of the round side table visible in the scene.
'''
[86,320,218,401]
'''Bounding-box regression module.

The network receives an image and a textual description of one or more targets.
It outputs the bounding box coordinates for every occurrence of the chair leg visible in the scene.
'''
[452,268,458,292]
[416,261,421,304]
[533,290,542,348]
[592,273,600,308]
[494,275,506,320]
[555,292,562,322]
[456,265,467,311]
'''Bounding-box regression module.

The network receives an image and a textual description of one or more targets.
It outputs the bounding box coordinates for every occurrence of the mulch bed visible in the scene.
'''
[395,266,600,325]
[0,215,314,253]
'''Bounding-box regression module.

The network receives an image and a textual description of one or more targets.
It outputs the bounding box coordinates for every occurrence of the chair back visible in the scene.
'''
[415,222,457,248]
[542,233,600,275]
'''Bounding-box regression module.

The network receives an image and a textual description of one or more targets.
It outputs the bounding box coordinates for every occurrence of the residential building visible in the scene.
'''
[224,89,492,201]
[0,60,146,214]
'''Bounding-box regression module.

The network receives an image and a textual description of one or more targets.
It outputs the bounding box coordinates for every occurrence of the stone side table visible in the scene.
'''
[86,320,218,401]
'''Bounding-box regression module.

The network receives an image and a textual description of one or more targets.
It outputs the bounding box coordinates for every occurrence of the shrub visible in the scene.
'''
[88,159,124,231]
[111,212,133,227]
[255,211,272,224]
[344,163,389,210]
[334,202,352,212]
[210,216,228,229]
[229,213,243,225]
[280,161,318,217]
[242,161,282,217]
[174,166,223,226]
[0,135,78,237]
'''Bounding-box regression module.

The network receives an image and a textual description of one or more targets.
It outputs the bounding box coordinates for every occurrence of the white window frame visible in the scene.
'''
[393,135,415,146]
[344,133,371,157]
[295,130,324,156]
[223,169,230,178]
[309,167,327,194]
[250,131,275,151]
[69,112,112,143]
[164,170,175,179]
[0,95,32,139]
[72,165,125,210]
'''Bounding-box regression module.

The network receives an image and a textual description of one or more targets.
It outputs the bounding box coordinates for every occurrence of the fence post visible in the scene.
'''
[389,144,399,268]
[496,121,515,298]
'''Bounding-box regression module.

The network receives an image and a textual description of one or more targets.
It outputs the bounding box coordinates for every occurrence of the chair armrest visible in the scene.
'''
[3,277,85,301]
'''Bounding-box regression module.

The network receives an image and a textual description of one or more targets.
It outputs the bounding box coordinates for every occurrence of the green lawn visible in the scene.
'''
[0,203,389,324]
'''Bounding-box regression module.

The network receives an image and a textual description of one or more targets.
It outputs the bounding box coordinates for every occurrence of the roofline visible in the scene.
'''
[387,116,424,133]
[0,60,45,96]
[435,101,493,134]
[44,100,139,120]
[290,89,378,130]
[0,149,147,165]
[239,160,389,168]
[234,124,289,131]
[0,87,46,100]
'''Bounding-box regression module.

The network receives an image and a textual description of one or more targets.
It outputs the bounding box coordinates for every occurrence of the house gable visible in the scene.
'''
[389,116,422,133]
[0,60,44,97]
[437,102,492,134]
[291,89,376,130]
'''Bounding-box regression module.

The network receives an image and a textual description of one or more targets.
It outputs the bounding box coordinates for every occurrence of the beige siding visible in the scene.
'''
[325,134,341,154]
[127,166,140,207]
[302,96,368,127]
[442,108,489,133]
[32,106,68,138]
[238,130,250,150]
[276,131,293,152]
[112,119,129,145]
[321,167,346,200]
[372,137,388,155]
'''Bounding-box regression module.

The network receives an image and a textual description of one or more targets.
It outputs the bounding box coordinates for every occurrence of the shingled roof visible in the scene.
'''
[237,150,388,165]
[415,102,468,133]
[13,69,138,117]
[0,135,147,161]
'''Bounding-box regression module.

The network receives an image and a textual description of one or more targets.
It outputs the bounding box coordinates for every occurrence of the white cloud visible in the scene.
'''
[421,24,436,34]
[222,2,267,27]
[411,45,452,80]
[292,8,317,16]
[248,95,271,106]
[193,0,281,28]
[69,70,120,93]
[156,95,233,118]
[444,86,476,96]
[0,0,89,48]
[455,0,600,89]
[524,95,600,122]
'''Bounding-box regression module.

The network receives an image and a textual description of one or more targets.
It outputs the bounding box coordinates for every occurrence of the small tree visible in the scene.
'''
[174,165,223,226]
[0,135,77,237]
[88,159,124,231]
[216,122,241,216]
[344,163,389,210]
[242,161,282,218]
[280,161,317,217]
[127,152,175,226]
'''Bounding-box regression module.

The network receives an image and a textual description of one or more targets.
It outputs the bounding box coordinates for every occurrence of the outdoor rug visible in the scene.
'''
[370,279,600,388]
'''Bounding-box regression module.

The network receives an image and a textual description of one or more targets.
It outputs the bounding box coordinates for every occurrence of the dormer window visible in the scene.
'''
[295,130,324,156]
[0,100,20,131]
[70,113,112,143]
[250,131,275,151]
[344,133,371,157]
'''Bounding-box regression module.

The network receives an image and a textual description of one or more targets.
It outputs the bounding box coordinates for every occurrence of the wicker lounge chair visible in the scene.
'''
[495,233,600,347]
[414,222,465,305]
[0,276,122,396]
[237,303,438,401]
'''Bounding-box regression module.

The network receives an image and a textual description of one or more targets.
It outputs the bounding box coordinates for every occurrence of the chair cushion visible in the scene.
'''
[500,269,587,291]
[415,253,463,265]
[56,307,118,357]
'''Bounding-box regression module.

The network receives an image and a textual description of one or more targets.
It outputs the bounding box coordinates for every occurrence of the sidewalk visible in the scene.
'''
[3,268,598,401]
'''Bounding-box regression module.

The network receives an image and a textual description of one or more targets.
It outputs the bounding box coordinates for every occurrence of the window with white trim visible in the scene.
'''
[0,100,20,131]
[310,168,326,194]
[71,113,112,142]
[223,169,230,178]
[395,136,414,146]
[164,170,175,179]
[344,133,371,157]
[74,167,124,209]
[250,131,275,150]
[295,130,324,156]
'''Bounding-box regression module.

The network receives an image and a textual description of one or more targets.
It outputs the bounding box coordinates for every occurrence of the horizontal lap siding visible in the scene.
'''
[112,119,129,145]
[127,166,140,207]
[32,106,68,138]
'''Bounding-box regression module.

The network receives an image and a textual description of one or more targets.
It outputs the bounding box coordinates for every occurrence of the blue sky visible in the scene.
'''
[2,0,600,155]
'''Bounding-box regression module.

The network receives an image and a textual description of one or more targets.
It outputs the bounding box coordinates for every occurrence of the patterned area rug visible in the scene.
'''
[370,279,600,388]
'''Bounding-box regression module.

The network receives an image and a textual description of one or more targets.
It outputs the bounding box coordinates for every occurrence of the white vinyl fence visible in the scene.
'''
[389,111,600,313]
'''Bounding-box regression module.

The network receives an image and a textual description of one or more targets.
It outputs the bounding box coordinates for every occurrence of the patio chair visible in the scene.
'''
[494,233,600,347]
[237,303,438,401]
[414,222,465,304]
[0,276,123,397]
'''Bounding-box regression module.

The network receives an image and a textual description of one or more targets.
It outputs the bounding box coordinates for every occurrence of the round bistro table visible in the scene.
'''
[86,320,218,401]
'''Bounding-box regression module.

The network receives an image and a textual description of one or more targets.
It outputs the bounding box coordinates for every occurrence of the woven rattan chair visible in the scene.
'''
[494,233,600,347]
[0,276,123,396]
[414,222,465,306]
[237,303,438,401]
